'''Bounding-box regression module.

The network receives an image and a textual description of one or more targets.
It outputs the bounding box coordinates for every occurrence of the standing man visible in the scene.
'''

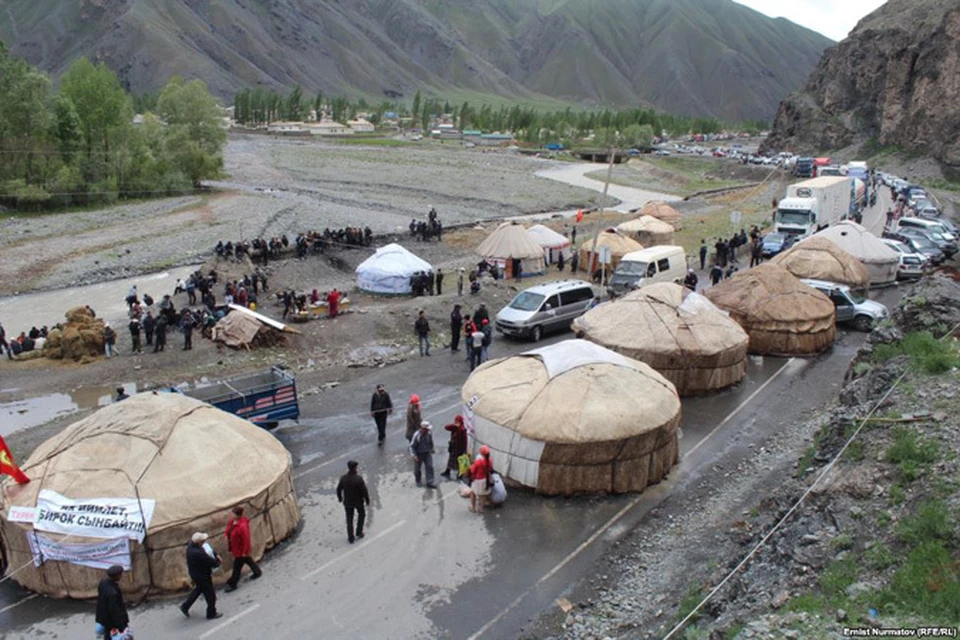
[436,268,444,295]
[457,268,465,296]
[96,565,129,640]
[415,310,431,357]
[513,257,522,282]
[103,323,117,358]
[336,460,370,543]
[683,269,699,291]
[557,251,565,272]
[710,263,724,286]
[128,317,142,354]
[181,309,195,351]
[225,506,262,592]
[409,422,436,488]
[470,324,485,371]
[480,319,492,363]
[450,304,463,352]
[699,239,708,270]
[369,384,393,446]
[115,387,129,402]
[472,303,489,327]
[327,288,340,318]
[153,314,167,353]
[142,311,155,347]
[179,532,223,620]
[0,322,13,360]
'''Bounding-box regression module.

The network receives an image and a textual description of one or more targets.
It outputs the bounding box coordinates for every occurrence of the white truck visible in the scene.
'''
[774,176,852,238]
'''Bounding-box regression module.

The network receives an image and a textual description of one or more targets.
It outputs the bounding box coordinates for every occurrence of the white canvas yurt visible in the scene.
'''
[356,243,433,295]
[0,392,299,598]
[769,236,871,289]
[461,340,681,496]
[526,224,571,265]
[813,221,899,286]
[638,201,684,230]
[617,216,676,247]
[475,222,546,276]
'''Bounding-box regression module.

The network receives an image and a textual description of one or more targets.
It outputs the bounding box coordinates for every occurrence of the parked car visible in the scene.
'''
[885,232,945,265]
[896,227,957,258]
[495,280,595,342]
[896,216,956,243]
[801,279,889,332]
[881,238,926,280]
[760,232,799,258]
[654,149,671,156]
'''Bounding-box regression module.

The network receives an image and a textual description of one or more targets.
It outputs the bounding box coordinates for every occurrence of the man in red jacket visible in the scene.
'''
[224,506,262,592]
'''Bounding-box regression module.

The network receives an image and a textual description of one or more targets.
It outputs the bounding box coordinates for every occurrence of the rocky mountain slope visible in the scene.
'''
[763,0,960,169]
[0,0,832,121]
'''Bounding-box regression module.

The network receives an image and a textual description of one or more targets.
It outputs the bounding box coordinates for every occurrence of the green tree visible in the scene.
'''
[313,91,324,119]
[59,57,131,166]
[52,95,84,162]
[285,84,304,121]
[411,89,421,121]
[0,56,53,184]
[156,77,226,186]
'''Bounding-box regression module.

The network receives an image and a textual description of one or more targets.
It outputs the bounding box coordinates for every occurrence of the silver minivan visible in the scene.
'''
[801,279,889,332]
[495,280,595,342]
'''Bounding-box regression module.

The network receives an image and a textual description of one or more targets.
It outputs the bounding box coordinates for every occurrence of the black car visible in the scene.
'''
[896,227,957,259]
[760,232,799,258]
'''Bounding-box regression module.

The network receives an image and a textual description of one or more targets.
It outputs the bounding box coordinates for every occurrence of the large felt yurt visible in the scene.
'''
[526,224,571,265]
[704,264,836,356]
[356,243,433,295]
[0,392,299,598]
[769,236,871,289]
[578,228,644,274]
[461,340,681,496]
[813,221,899,286]
[572,283,748,395]
[617,215,676,247]
[638,201,684,230]
[475,222,546,276]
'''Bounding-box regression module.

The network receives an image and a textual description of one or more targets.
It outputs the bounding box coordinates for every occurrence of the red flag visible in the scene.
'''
[576,209,584,223]
[0,436,30,484]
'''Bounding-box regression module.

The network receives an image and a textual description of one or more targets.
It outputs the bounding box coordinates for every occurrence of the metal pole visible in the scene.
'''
[586,142,617,293]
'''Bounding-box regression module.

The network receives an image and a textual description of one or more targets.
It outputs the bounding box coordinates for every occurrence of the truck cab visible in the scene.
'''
[775,197,819,237]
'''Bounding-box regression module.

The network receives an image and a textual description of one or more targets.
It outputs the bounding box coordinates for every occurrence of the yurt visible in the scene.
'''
[705,264,836,356]
[356,243,433,295]
[475,222,546,277]
[526,224,571,265]
[461,340,681,495]
[572,283,748,395]
[813,221,899,285]
[579,228,644,274]
[639,201,684,230]
[0,392,300,598]
[769,236,871,289]
[617,216,676,247]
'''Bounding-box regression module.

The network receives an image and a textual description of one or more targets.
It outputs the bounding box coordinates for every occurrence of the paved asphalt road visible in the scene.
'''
[0,188,898,639]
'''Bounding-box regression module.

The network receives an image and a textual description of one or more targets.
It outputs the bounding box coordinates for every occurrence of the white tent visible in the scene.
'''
[475,222,546,276]
[813,221,899,286]
[356,243,433,295]
[526,224,571,264]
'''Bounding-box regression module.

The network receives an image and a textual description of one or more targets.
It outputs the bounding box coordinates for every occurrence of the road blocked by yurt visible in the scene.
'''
[572,283,748,395]
[813,221,899,286]
[705,264,836,356]
[0,392,299,599]
[461,340,681,495]
[769,236,871,288]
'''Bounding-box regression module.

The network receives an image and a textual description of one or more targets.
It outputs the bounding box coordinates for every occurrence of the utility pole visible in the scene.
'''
[586,139,618,295]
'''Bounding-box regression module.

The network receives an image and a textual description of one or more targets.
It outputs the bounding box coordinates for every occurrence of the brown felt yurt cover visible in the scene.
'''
[579,229,644,273]
[769,236,871,289]
[213,310,263,347]
[704,264,836,356]
[572,283,748,395]
[0,392,300,598]
[462,340,681,495]
[617,216,676,247]
[639,201,684,230]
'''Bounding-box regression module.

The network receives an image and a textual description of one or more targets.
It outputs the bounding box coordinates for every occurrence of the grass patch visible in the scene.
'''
[831,533,855,551]
[675,584,705,624]
[820,554,859,605]
[896,500,954,547]
[797,444,817,478]
[724,623,745,639]
[885,427,940,483]
[329,136,417,147]
[874,541,960,623]
[873,331,959,374]
[865,542,896,570]
[785,592,826,614]
[852,361,873,377]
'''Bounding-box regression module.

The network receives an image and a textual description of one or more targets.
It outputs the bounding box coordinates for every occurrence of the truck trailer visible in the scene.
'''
[775,176,852,237]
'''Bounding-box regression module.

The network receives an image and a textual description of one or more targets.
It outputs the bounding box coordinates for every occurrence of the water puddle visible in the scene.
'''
[0,383,136,437]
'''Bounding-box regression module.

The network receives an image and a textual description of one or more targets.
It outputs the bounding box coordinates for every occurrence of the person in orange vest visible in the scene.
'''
[327,288,340,318]
[224,506,262,592]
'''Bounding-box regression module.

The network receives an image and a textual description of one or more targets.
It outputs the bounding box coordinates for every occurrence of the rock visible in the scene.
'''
[771,590,790,609]
[836,608,847,622]
[800,534,821,545]
[845,582,872,599]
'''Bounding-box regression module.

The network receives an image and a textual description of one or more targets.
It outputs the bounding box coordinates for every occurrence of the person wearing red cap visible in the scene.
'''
[405,394,422,441]
[441,415,468,479]
[469,446,493,514]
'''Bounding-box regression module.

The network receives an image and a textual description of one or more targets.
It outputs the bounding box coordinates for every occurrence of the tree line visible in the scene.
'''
[0,42,226,210]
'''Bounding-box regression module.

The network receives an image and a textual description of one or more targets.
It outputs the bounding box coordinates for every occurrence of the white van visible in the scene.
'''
[608,245,687,297]
[495,279,595,342]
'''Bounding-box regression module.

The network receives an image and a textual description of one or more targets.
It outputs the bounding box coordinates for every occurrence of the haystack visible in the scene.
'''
[42,306,104,361]
[704,264,836,356]
[638,201,684,230]
[461,340,681,496]
[201,254,257,287]
[769,236,871,288]
[579,228,643,274]
[213,306,291,349]
[617,216,676,247]
[813,221,899,285]
[0,392,299,598]
[572,283,748,395]
[475,222,546,276]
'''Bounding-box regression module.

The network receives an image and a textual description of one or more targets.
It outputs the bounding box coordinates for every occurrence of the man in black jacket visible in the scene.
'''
[369,384,393,446]
[96,565,129,640]
[179,532,223,620]
[449,304,462,352]
[336,460,371,543]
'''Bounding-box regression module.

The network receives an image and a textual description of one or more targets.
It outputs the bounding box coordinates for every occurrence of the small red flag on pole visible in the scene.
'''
[576,209,584,223]
[0,436,30,484]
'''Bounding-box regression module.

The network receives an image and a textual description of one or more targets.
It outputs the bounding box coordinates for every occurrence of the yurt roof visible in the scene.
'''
[355,243,432,277]
[769,236,871,288]
[704,263,835,324]
[6,392,292,533]
[617,215,675,235]
[526,224,570,248]
[813,221,899,265]
[639,201,683,228]
[476,222,545,259]
[462,340,679,444]
[583,228,644,256]
[573,283,748,358]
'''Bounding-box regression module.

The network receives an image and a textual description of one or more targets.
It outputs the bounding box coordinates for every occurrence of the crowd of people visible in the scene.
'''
[409,207,444,242]
[215,226,374,265]
[0,323,51,359]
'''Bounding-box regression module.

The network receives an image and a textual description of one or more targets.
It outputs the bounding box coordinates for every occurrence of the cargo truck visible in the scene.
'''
[774,176,852,238]
[178,366,299,428]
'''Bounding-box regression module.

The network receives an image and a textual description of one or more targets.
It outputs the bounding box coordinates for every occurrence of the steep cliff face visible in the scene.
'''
[763,0,960,169]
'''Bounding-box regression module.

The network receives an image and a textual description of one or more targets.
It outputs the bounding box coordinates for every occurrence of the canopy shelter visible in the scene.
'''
[461,340,681,496]
[573,283,748,395]
[813,221,899,286]
[705,264,836,356]
[578,228,643,275]
[475,222,546,277]
[637,201,683,230]
[355,243,433,295]
[0,392,299,598]
[769,236,871,289]
[526,224,571,265]
[616,215,676,247]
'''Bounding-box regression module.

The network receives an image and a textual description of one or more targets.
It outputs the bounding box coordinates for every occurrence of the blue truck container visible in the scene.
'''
[181,366,299,427]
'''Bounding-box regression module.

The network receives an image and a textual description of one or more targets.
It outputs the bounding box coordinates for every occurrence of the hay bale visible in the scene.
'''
[54,309,105,361]
[44,328,62,349]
